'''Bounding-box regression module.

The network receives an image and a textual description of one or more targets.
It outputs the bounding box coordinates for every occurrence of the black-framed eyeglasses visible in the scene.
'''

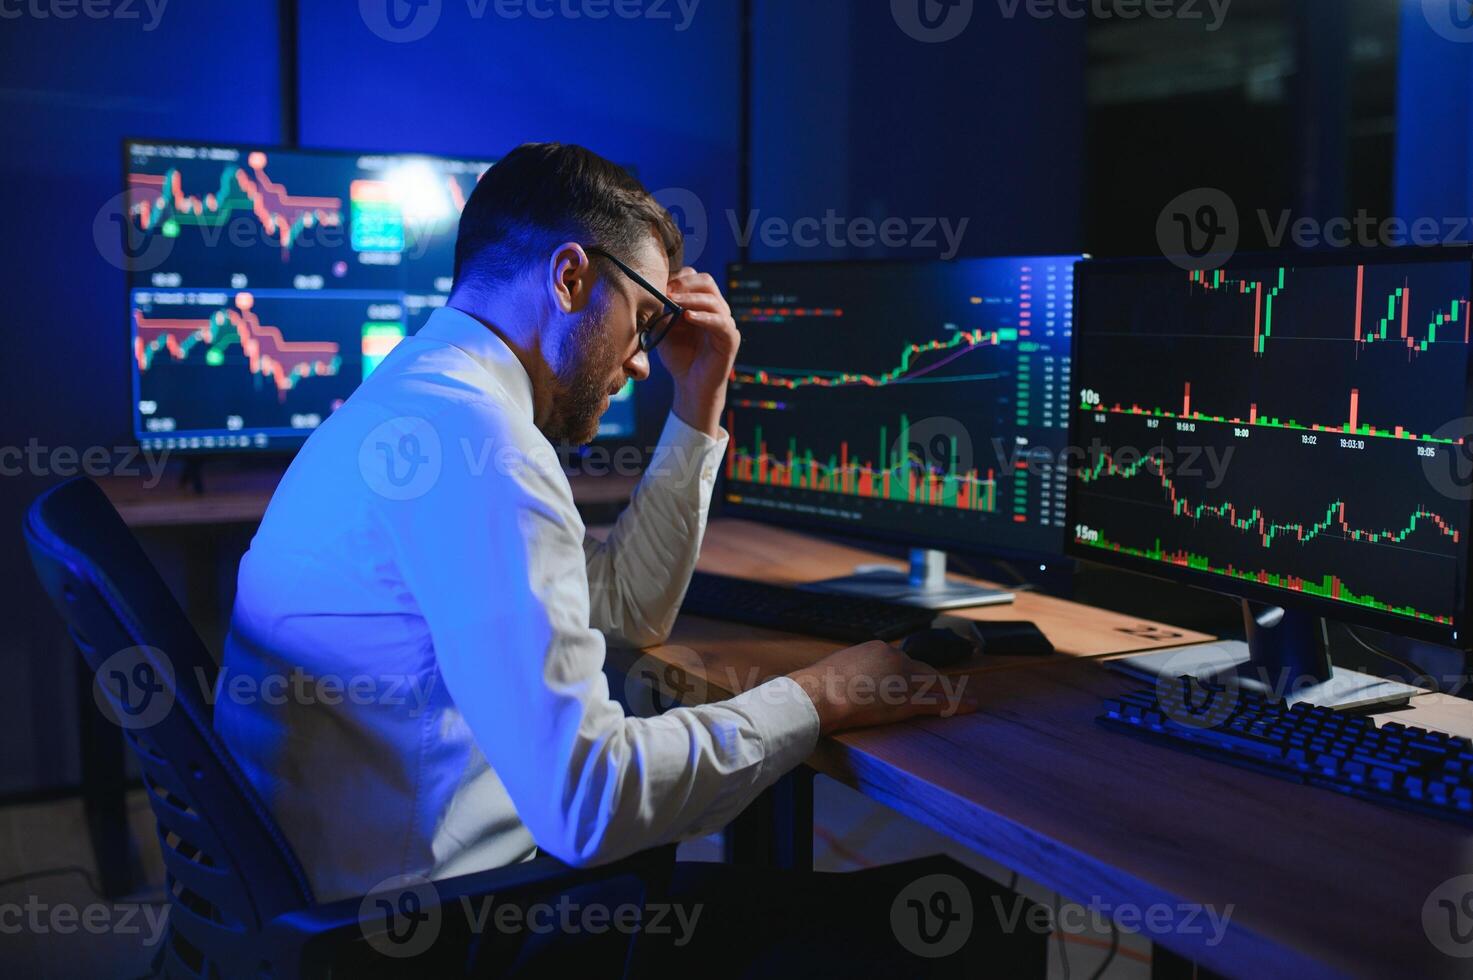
[586,246,684,353]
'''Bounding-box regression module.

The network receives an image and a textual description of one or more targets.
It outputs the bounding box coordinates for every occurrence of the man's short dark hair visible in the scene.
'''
[452,143,683,291]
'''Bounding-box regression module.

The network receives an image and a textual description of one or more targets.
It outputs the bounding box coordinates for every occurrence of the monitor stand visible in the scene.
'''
[801,548,1015,611]
[178,458,207,495]
[1111,600,1425,711]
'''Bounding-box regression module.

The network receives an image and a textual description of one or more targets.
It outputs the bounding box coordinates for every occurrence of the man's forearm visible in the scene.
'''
[584,414,727,645]
[672,388,725,440]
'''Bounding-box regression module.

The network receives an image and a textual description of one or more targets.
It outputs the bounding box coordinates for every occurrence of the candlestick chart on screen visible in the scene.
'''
[124,141,639,448]
[1069,256,1473,632]
[722,257,1077,556]
[131,288,401,443]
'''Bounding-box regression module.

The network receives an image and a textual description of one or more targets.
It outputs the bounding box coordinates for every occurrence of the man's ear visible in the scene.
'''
[548,242,595,314]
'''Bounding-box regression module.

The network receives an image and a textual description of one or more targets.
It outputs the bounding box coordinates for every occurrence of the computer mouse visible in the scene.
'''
[969,620,1055,657]
[901,628,976,669]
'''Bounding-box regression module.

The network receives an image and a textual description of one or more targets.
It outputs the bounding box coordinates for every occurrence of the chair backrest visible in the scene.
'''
[23,477,315,978]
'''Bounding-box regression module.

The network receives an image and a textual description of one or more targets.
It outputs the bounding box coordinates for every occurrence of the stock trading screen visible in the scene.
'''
[1069,254,1473,642]
[124,140,635,450]
[722,257,1077,558]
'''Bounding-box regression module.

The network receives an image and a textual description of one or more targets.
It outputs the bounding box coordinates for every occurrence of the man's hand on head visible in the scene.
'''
[658,267,739,439]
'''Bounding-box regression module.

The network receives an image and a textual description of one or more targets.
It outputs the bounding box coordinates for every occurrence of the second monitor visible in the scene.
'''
[1068,249,1473,707]
[723,256,1080,607]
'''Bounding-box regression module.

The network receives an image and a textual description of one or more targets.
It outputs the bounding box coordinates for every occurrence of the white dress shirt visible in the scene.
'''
[216,306,820,902]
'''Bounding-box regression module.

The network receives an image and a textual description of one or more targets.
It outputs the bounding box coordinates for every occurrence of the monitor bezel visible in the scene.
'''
[1064,246,1473,650]
[120,136,645,456]
[719,253,1085,573]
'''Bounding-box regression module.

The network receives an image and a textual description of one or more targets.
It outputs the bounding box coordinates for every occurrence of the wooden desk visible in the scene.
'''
[687,518,1213,668]
[612,519,1473,979]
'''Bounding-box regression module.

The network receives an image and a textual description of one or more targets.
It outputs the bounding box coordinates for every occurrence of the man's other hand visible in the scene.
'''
[786,640,981,735]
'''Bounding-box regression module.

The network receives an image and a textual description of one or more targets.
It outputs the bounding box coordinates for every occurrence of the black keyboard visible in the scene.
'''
[1099,678,1473,826]
[679,571,935,644]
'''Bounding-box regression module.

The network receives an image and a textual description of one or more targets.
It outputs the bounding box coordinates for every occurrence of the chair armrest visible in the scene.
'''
[262,846,677,978]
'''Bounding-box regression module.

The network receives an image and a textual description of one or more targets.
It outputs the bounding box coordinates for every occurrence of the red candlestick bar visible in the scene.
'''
[1353,264,1363,343]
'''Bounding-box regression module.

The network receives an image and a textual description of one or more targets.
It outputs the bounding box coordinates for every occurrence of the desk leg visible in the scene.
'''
[724,767,814,870]
[77,664,135,899]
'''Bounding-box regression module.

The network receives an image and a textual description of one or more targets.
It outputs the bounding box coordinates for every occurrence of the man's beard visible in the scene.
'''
[543,298,620,446]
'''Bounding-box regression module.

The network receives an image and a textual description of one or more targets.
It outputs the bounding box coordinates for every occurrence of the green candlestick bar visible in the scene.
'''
[1191,266,1287,356]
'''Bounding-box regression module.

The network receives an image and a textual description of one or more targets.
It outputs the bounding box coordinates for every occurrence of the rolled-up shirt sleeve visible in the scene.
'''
[385,404,819,868]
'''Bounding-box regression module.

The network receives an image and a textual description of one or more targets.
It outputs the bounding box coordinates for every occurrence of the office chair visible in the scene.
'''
[23,477,675,978]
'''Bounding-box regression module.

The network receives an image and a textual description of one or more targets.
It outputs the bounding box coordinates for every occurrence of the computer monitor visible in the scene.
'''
[722,256,1081,608]
[123,139,637,453]
[1067,249,1473,708]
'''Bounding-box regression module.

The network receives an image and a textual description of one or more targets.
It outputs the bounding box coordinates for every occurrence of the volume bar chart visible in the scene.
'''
[1077,533,1453,625]
[1083,381,1465,444]
[725,412,998,512]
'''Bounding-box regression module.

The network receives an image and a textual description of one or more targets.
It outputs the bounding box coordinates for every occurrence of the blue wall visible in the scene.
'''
[750,0,1086,261]
[1394,0,1473,226]
[0,5,283,794]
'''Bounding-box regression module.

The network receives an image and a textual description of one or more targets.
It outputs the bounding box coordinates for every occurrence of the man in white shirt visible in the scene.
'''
[216,143,975,909]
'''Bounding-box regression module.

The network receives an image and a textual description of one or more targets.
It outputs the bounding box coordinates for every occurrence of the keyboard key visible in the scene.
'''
[1098,686,1473,829]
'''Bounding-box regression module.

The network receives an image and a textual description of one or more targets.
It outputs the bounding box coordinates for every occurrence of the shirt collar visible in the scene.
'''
[415,305,536,421]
